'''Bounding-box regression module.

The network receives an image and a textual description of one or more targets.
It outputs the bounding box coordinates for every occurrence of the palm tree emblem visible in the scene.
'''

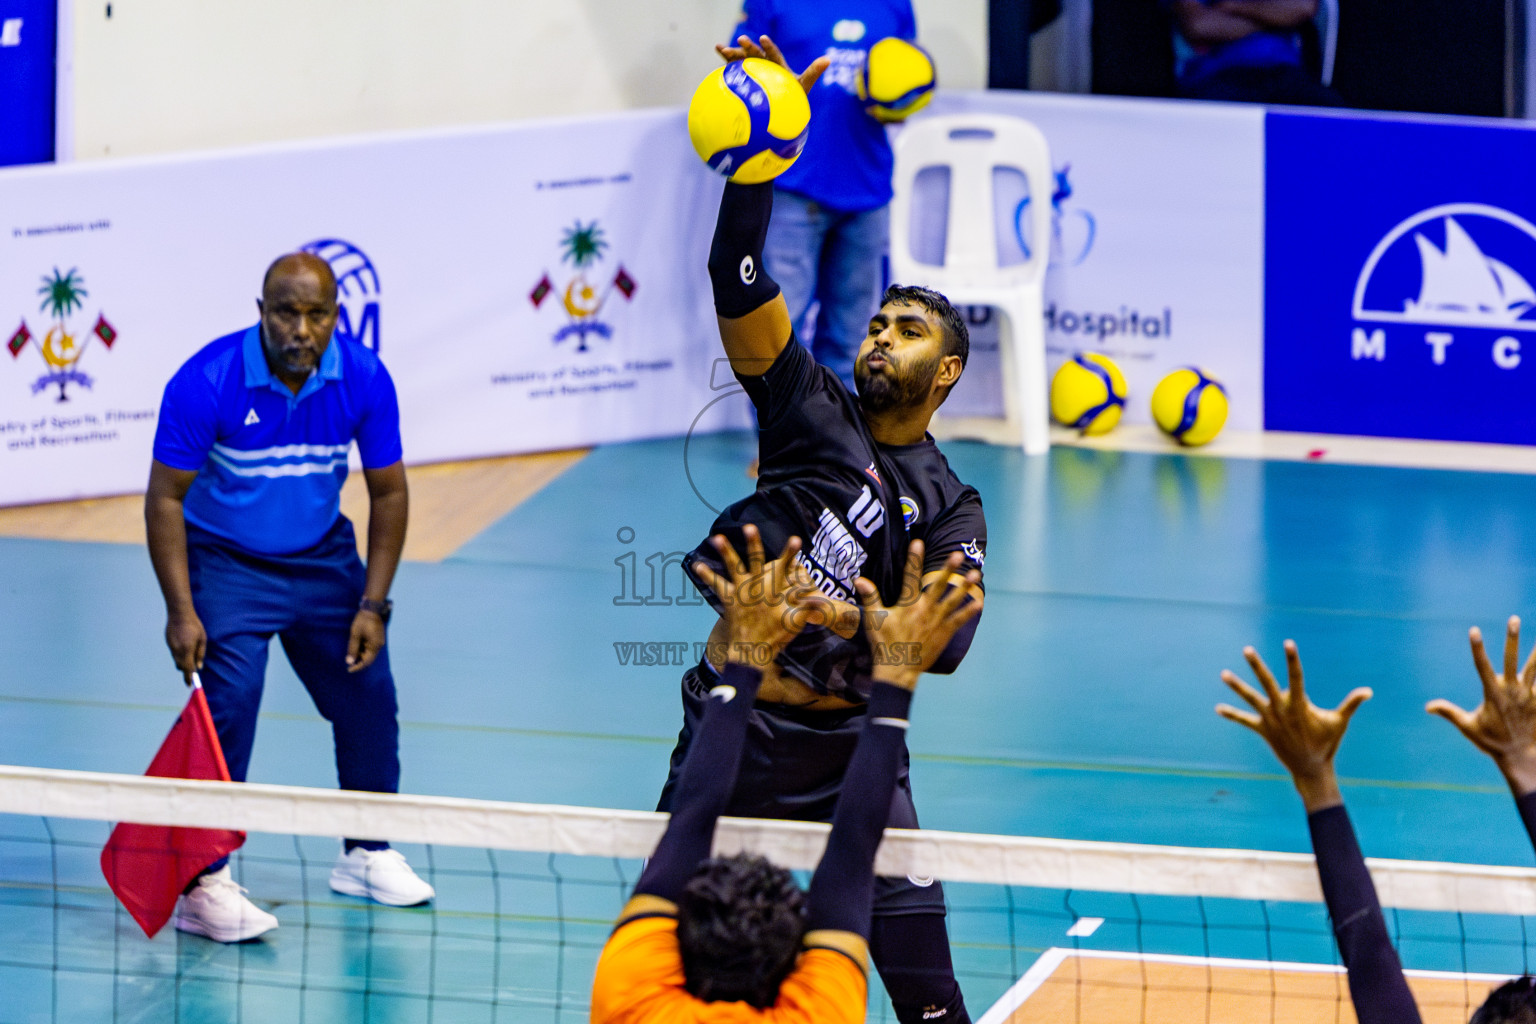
[38,268,88,371]
[527,220,637,352]
[7,267,119,402]
[560,222,608,319]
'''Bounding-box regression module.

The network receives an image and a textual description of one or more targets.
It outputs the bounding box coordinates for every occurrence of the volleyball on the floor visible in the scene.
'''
[857,37,936,122]
[1050,352,1127,435]
[1151,367,1229,446]
[687,58,811,184]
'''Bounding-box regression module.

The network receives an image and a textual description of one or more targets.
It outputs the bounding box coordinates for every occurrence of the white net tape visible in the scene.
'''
[2,763,1533,915]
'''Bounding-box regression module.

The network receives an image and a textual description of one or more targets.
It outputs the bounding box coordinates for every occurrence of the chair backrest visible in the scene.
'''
[890,114,1053,297]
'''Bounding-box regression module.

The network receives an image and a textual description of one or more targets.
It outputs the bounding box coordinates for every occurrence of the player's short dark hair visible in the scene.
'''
[882,284,970,371]
[1472,977,1536,1023]
[676,853,807,1008]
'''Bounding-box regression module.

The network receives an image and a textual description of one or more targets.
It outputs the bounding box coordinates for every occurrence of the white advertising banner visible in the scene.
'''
[922,92,1266,430]
[0,111,741,506]
[1,92,1266,507]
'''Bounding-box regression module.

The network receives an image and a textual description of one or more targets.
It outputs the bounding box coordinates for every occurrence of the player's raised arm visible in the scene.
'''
[1217,642,1422,1024]
[630,527,809,905]
[802,546,980,948]
[1427,617,1536,851]
[706,35,828,376]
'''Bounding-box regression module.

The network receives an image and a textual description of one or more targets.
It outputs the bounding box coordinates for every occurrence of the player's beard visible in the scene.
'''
[855,349,942,415]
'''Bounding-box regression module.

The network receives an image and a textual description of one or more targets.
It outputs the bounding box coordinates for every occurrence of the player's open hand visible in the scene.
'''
[347,609,386,673]
[1217,641,1370,812]
[692,525,810,666]
[854,544,982,691]
[1427,617,1536,796]
[716,34,830,94]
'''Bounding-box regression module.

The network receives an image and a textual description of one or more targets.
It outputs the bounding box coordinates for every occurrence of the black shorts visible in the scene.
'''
[656,659,947,916]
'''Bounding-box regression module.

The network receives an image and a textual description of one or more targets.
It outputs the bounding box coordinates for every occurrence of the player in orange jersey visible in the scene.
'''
[591,525,980,1022]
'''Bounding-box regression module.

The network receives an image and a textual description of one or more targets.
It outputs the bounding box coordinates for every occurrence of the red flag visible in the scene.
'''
[612,265,637,300]
[7,321,30,358]
[529,273,553,308]
[93,314,118,349]
[100,685,246,937]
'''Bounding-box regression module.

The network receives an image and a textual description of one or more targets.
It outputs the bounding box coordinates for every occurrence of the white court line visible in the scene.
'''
[978,947,1518,1024]
[976,947,1071,1024]
[1052,424,1536,476]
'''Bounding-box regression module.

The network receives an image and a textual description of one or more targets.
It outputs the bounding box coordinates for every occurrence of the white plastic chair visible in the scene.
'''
[890,114,1053,455]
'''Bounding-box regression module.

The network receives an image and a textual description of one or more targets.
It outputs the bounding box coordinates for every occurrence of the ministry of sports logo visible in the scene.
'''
[302,238,380,352]
[7,267,118,402]
[529,220,637,352]
[1349,203,1536,367]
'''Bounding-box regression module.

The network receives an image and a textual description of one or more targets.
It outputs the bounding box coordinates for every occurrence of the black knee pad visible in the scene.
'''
[890,980,969,1024]
[871,912,971,1024]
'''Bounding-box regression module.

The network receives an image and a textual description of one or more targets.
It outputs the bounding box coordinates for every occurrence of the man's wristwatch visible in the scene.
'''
[359,597,393,624]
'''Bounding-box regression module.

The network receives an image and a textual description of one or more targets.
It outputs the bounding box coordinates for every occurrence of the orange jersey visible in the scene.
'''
[590,896,868,1024]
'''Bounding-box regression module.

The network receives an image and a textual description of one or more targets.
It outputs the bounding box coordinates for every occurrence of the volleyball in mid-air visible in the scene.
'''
[687,58,811,184]
[1050,352,1127,435]
[858,37,936,122]
[1151,368,1229,446]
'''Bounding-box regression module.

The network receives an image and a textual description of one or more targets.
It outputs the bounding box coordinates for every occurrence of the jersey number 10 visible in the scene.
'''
[848,486,885,539]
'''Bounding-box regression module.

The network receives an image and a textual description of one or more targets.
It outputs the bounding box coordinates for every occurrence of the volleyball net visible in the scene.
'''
[0,763,1529,1024]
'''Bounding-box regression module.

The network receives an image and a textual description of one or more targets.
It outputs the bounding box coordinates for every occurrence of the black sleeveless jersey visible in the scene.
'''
[685,338,987,703]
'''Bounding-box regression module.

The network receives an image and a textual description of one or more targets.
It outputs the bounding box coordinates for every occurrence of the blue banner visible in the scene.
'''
[1265,111,1536,443]
[0,0,57,167]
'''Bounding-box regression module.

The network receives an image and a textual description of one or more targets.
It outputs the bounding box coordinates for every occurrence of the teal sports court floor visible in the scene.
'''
[4,433,1536,1021]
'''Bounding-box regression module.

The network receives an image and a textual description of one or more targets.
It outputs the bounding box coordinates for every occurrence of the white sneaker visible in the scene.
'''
[329,847,435,906]
[172,867,279,943]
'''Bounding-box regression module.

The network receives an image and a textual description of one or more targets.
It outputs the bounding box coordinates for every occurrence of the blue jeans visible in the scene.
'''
[765,190,889,389]
[187,516,399,868]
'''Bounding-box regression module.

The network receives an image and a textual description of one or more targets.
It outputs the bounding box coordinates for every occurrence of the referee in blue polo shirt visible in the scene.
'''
[145,252,433,944]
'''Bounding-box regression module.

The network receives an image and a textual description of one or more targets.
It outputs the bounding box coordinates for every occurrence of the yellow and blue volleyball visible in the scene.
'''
[858,38,936,123]
[687,58,811,184]
[1050,352,1127,435]
[1151,367,1229,446]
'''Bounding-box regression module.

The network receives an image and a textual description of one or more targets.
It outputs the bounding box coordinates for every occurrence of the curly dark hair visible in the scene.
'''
[881,284,970,372]
[676,853,808,1008]
[1472,976,1536,1023]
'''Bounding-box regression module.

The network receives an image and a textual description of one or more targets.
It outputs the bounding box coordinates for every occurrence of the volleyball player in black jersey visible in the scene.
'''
[655,35,988,1024]
[1219,622,1536,1023]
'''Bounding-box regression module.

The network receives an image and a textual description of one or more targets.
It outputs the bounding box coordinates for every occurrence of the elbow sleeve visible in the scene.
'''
[928,607,981,675]
[707,181,782,318]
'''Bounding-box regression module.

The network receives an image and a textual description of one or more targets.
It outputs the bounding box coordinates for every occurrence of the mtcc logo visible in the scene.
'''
[301,239,380,352]
[530,220,638,352]
[7,267,118,402]
[1350,203,1536,369]
[1015,164,1096,268]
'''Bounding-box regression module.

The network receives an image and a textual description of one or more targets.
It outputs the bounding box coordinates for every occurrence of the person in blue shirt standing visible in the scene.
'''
[1168,0,1343,105]
[735,0,916,390]
[144,252,433,943]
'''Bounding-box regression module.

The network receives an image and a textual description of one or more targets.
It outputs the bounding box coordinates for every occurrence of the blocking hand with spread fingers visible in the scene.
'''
[1216,640,1372,812]
[1427,616,1536,797]
[690,525,811,664]
[853,543,983,691]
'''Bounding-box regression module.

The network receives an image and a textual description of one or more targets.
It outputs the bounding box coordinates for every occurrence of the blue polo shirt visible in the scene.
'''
[1167,0,1303,86]
[152,326,403,556]
[738,0,916,212]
